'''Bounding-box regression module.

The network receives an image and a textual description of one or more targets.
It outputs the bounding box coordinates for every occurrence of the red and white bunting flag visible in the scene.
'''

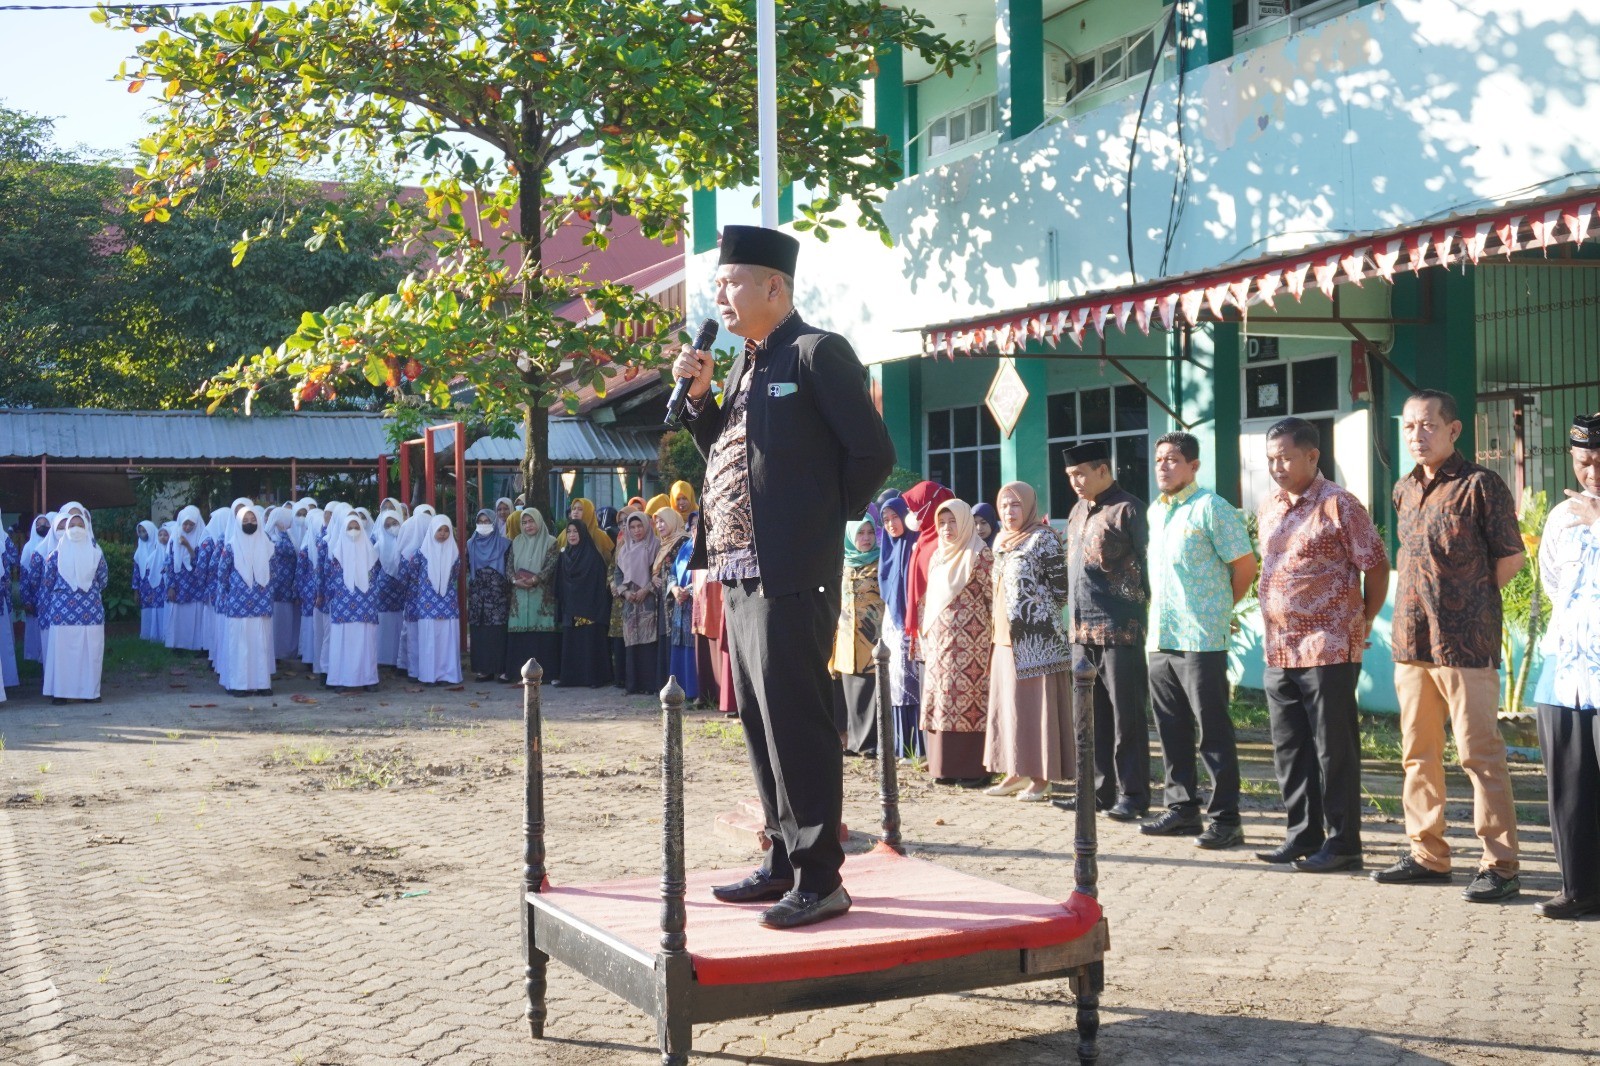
[1114,301,1134,333]
[1374,239,1403,282]
[1134,297,1154,335]
[1285,261,1311,301]
[1409,231,1433,271]
[1092,304,1111,338]
[1066,317,1086,349]
[1313,255,1340,299]
[1228,278,1253,312]
[1256,270,1282,308]
[1028,314,1045,339]
[1434,228,1457,267]
[930,330,944,355]
[1157,292,1180,331]
[1180,288,1206,326]
[1534,209,1562,254]
[1577,204,1597,244]
[1464,221,1493,264]
[1205,283,1232,319]
[1493,216,1519,258]
[1072,306,1092,338]
[1340,249,1369,287]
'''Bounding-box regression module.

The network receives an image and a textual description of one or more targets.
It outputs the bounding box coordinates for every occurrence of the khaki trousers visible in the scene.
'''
[1395,661,1519,875]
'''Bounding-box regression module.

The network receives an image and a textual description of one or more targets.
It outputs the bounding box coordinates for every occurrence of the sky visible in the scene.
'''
[4,10,162,160]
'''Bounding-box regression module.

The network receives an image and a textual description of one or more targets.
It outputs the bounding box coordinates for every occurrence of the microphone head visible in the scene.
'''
[693,317,719,352]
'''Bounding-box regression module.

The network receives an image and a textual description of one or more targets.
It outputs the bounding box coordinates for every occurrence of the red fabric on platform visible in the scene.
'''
[538,844,1103,986]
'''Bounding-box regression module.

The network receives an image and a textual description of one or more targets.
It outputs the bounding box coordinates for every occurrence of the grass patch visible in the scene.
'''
[694,718,745,750]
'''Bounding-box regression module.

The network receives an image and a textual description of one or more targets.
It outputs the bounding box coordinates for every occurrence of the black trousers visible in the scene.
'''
[1150,650,1240,822]
[1537,704,1600,900]
[1263,663,1362,856]
[1073,643,1150,809]
[724,578,845,896]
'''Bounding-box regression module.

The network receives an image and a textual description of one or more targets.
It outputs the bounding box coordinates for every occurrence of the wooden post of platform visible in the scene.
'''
[873,639,902,852]
[521,659,549,1039]
[656,676,692,1065]
[1070,652,1102,1064]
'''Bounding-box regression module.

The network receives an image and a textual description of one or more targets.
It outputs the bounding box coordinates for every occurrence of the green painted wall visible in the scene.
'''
[690,187,717,255]
[874,358,924,476]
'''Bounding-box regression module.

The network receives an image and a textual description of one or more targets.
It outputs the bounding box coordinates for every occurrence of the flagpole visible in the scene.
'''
[757,0,779,228]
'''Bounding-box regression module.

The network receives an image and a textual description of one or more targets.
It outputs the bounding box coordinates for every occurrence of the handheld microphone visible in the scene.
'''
[664,317,720,427]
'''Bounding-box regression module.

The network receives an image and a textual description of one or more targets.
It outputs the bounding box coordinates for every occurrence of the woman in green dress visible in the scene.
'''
[505,507,561,680]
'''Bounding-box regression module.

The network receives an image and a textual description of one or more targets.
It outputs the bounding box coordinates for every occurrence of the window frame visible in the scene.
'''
[924,404,1003,509]
[923,95,998,161]
[1044,384,1152,516]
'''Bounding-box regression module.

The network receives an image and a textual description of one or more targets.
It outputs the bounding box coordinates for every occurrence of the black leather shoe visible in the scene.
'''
[711,869,794,904]
[956,775,995,789]
[1293,849,1364,873]
[1462,870,1520,903]
[1534,893,1600,920]
[1255,842,1318,864]
[759,885,852,929]
[1370,854,1451,885]
[1195,822,1245,850]
[1140,808,1203,836]
[1104,799,1149,823]
[1051,796,1108,814]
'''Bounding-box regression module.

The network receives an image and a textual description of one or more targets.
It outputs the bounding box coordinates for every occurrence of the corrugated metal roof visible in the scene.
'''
[0,409,392,462]
[465,418,660,466]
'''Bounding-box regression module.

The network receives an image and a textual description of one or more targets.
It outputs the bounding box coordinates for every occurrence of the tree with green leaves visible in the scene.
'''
[104,0,968,511]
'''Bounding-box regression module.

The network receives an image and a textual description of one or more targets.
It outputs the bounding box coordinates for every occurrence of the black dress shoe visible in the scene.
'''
[1255,842,1318,864]
[759,885,853,929]
[1053,795,1109,814]
[1371,854,1451,885]
[1195,822,1245,850]
[1104,799,1149,823]
[1140,807,1203,836]
[711,869,794,904]
[1293,849,1364,873]
[1534,893,1600,920]
[955,775,994,789]
[1462,870,1520,903]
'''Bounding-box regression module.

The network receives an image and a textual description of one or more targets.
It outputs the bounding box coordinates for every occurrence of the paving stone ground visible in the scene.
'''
[0,655,1594,1066]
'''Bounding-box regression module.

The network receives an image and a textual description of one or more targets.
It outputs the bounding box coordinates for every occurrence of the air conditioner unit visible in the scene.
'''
[1045,58,1075,108]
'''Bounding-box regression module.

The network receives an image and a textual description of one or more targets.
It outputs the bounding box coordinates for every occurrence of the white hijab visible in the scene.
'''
[330,514,378,593]
[230,505,273,588]
[205,507,234,553]
[175,505,207,570]
[134,521,162,582]
[159,521,180,575]
[421,516,459,596]
[376,512,404,577]
[21,512,53,570]
[920,499,987,625]
[396,512,431,565]
[55,514,103,593]
[298,507,325,554]
[41,512,71,563]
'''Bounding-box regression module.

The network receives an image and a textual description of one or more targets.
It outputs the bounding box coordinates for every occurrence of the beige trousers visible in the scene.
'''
[1395,661,1520,876]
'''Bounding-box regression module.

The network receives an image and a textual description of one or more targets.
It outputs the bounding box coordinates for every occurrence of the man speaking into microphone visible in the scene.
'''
[672,225,895,929]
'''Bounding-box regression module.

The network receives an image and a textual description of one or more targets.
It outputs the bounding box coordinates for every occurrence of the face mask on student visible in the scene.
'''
[68,527,88,543]
[346,527,362,541]
[241,522,258,535]
[476,521,493,536]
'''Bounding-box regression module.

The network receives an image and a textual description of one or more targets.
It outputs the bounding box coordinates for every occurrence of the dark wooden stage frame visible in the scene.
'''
[520,642,1109,1065]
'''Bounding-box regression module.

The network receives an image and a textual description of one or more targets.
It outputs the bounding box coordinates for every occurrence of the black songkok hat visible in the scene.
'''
[1571,414,1600,450]
[1061,440,1111,466]
[718,225,800,278]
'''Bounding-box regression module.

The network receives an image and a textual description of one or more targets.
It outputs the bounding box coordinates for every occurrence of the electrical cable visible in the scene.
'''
[1159,2,1190,280]
[0,2,242,9]
[1124,6,1178,286]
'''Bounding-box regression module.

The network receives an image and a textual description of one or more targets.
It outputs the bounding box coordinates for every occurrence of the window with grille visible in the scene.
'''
[1046,385,1151,516]
[926,405,1003,508]
[924,96,998,160]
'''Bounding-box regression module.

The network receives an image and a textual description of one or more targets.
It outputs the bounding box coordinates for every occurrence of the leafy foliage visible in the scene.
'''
[101,0,970,508]
[99,542,140,624]
[1501,488,1548,717]
[657,428,705,493]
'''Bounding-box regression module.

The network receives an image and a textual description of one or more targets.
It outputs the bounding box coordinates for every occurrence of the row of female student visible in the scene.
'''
[830,481,1073,801]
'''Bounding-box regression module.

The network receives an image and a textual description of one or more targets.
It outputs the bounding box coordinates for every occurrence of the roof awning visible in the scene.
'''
[917,190,1600,357]
[462,418,661,468]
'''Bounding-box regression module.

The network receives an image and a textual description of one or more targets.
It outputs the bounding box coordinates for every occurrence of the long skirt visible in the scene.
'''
[668,642,698,700]
[218,615,274,693]
[623,640,658,695]
[695,635,719,707]
[272,601,299,659]
[835,673,878,756]
[505,629,562,682]
[469,622,508,679]
[167,602,208,651]
[23,612,42,662]
[397,617,414,673]
[611,636,627,688]
[0,616,18,688]
[377,611,401,667]
[560,623,612,688]
[311,608,331,675]
[985,647,1076,781]
[411,617,462,684]
[926,730,987,780]
[325,622,379,688]
[139,606,164,643]
[43,623,104,699]
[161,601,175,644]
[207,605,224,666]
[297,610,317,665]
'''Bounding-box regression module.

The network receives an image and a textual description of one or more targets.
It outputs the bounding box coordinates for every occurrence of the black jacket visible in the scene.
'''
[686,314,895,599]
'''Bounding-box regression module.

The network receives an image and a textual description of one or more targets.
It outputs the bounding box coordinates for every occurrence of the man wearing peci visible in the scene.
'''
[672,225,895,929]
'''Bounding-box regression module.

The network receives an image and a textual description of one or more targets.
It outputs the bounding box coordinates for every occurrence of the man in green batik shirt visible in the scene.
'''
[1139,432,1258,850]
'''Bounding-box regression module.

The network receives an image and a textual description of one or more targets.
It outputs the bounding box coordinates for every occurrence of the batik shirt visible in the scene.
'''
[315,537,332,609]
[20,551,42,615]
[135,555,167,608]
[193,540,217,607]
[401,554,425,622]
[168,545,209,604]
[1534,494,1600,710]
[1065,483,1149,647]
[294,546,318,618]
[2,537,16,619]
[269,534,299,604]
[39,554,108,628]
[374,563,405,614]
[1147,483,1254,653]
[326,559,382,625]
[413,560,460,621]
[215,548,273,619]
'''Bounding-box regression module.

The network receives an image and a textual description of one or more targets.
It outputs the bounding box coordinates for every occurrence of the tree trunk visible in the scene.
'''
[518,101,551,516]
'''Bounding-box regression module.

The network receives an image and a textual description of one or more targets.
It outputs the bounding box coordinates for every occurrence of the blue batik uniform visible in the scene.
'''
[40,554,109,625]
[401,553,426,622]
[169,548,208,604]
[326,559,382,624]
[216,548,273,619]
[214,543,275,693]
[269,535,298,606]
[40,551,108,700]
[0,536,18,687]
[295,546,317,619]
[414,561,460,620]
[136,558,167,608]
[375,561,405,614]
